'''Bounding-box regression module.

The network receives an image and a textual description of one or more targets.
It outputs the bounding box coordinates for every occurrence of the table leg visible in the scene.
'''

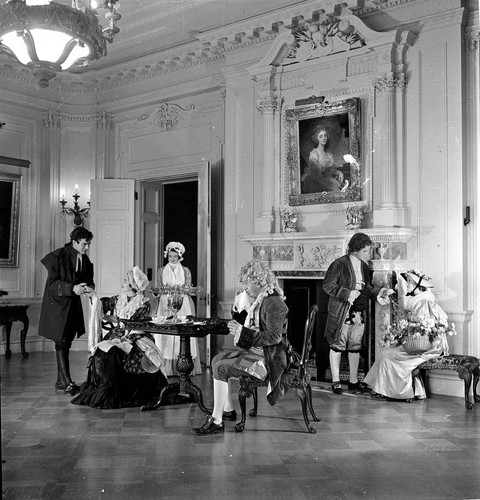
[20,316,29,358]
[141,382,180,411]
[4,323,12,359]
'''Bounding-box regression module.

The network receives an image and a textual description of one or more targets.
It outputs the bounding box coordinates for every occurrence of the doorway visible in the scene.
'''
[140,179,198,287]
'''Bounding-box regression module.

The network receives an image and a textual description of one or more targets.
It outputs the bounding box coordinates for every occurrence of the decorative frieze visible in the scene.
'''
[242,227,416,278]
[283,16,366,65]
[137,103,195,131]
[43,110,114,128]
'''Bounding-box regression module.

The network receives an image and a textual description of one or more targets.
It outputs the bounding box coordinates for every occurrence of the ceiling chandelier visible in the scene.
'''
[0,0,121,88]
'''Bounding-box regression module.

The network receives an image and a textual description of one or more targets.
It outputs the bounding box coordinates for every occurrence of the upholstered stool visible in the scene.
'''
[413,354,480,410]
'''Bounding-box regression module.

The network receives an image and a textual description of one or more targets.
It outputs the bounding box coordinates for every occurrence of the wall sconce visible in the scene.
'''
[60,185,90,227]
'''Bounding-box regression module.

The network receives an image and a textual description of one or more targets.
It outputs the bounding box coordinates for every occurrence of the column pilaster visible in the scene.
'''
[465,25,480,356]
[372,73,408,227]
[256,96,282,232]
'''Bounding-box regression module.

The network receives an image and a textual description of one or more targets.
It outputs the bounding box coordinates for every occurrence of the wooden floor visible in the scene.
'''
[2,351,480,500]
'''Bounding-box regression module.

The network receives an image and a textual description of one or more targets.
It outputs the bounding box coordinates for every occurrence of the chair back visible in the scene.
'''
[298,304,319,378]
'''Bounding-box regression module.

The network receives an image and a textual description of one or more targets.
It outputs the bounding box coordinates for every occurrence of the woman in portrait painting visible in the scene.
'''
[301,124,344,193]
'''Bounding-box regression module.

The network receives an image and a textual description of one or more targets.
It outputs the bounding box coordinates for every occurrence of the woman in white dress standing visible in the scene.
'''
[152,241,202,376]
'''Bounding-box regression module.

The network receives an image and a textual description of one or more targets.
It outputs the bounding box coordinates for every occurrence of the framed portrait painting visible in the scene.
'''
[285,97,362,206]
[0,172,21,267]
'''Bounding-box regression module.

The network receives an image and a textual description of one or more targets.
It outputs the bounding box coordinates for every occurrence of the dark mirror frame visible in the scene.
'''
[0,172,21,267]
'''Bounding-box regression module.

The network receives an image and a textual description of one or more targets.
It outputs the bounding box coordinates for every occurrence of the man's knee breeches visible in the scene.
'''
[329,312,365,353]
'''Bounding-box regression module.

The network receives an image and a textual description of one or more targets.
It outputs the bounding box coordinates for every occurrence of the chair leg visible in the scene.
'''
[305,384,320,422]
[473,367,480,403]
[234,386,249,432]
[250,387,258,417]
[296,387,316,434]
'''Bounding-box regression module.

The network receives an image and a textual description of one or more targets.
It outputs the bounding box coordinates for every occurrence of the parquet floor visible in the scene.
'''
[2,351,480,500]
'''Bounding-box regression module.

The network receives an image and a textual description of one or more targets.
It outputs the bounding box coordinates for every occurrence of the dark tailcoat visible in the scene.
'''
[323,254,373,345]
[38,243,94,342]
[235,293,290,405]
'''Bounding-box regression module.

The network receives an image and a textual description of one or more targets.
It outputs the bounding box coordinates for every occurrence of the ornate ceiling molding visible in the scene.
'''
[0,0,473,96]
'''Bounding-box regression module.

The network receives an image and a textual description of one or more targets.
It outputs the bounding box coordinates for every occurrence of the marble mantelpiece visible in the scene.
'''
[241,227,417,279]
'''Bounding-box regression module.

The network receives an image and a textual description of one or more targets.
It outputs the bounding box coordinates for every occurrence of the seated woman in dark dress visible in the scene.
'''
[72,267,168,409]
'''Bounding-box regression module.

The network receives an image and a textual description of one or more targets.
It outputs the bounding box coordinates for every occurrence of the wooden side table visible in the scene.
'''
[0,305,29,358]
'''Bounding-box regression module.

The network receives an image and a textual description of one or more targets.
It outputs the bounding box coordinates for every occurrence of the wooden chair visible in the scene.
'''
[234,304,320,434]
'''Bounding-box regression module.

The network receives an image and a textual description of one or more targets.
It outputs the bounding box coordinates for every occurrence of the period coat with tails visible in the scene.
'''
[234,293,291,406]
[323,254,373,345]
[39,243,94,342]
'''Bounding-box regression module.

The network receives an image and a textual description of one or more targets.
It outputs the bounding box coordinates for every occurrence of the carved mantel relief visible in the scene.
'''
[241,227,416,279]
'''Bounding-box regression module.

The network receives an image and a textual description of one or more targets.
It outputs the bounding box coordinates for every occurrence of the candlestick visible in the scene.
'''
[59,188,90,227]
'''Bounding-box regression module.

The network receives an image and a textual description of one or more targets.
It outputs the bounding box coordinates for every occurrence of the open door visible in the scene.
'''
[137,162,212,363]
[90,179,135,297]
[196,162,211,323]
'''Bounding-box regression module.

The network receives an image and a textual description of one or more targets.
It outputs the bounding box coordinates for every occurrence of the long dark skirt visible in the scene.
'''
[71,346,168,409]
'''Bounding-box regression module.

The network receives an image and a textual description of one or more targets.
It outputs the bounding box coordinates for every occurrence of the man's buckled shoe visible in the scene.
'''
[348,381,368,393]
[191,415,225,435]
[331,382,343,395]
[222,410,237,421]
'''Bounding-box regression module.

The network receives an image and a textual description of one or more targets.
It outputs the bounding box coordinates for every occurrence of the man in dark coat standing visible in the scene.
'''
[323,232,390,395]
[39,227,94,395]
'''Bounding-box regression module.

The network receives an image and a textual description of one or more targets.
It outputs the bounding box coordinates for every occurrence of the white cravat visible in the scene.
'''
[76,254,83,272]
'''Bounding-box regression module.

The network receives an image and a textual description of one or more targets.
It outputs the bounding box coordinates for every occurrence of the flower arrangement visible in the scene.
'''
[380,300,457,349]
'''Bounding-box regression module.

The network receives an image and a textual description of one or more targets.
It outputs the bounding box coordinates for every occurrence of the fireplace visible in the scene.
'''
[282,277,377,382]
[241,227,417,380]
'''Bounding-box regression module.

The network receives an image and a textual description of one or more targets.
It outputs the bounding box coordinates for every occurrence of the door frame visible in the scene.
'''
[133,162,212,362]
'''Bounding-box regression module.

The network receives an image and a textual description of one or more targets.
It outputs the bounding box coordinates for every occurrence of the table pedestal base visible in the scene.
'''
[141,377,209,413]
[141,332,210,414]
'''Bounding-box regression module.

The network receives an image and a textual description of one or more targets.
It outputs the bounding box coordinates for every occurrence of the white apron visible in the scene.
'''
[154,264,201,376]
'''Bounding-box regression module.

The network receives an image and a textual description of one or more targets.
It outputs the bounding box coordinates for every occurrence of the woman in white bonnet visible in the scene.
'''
[152,241,202,376]
[364,270,453,401]
[71,266,167,409]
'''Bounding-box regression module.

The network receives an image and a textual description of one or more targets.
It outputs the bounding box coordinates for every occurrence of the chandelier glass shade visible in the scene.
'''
[0,0,121,87]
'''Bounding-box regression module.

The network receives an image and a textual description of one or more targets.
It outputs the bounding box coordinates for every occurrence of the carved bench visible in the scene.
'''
[412,354,480,410]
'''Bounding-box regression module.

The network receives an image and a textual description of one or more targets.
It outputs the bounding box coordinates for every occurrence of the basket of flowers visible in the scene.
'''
[380,301,457,354]
[401,330,434,354]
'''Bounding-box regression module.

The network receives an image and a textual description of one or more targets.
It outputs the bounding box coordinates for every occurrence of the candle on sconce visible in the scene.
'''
[74,184,79,195]
[60,192,65,202]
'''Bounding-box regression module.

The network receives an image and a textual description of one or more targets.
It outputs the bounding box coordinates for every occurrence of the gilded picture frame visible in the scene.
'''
[285,97,361,206]
[0,172,21,267]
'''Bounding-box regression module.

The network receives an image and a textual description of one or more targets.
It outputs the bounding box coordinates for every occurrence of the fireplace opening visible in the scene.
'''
[282,278,375,382]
